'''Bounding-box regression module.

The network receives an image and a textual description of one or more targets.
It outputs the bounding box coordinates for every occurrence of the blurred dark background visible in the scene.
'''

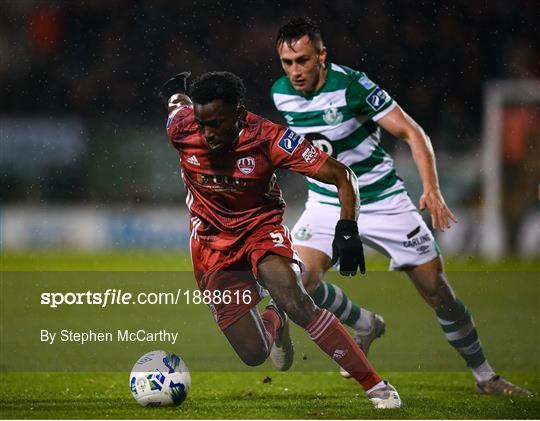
[2,1,538,130]
[1,0,538,254]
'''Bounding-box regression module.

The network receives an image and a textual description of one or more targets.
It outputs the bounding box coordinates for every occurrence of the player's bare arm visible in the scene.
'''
[377,106,458,232]
[167,93,192,113]
[309,157,365,276]
[310,157,359,221]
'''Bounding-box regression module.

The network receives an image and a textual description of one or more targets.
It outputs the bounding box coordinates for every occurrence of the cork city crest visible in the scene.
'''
[237,156,256,175]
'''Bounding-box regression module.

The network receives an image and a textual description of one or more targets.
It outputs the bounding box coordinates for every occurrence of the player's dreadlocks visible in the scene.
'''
[190,71,246,106]
[276,17,323,52]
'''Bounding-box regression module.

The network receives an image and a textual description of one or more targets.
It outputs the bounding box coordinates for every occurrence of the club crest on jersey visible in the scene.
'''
[366,87,388,111]
[278,129,303,154]
[323,106,343,126]
[237,156,256,175]
[294,226,312,241]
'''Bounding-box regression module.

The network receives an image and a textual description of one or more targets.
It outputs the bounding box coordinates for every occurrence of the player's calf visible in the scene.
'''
[257,254,320,328]
[259,254,401,407]
[222,308,271,367]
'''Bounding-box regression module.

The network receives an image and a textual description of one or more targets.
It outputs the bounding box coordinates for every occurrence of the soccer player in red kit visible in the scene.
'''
[159,71,401,408]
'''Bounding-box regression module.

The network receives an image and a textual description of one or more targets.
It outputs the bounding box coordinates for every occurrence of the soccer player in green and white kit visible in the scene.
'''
[271,17,531,396]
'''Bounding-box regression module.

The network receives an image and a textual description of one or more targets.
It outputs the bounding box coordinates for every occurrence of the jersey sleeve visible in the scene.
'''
[269,126,329,177]
[166,105,194,150]
[346,72,396,121]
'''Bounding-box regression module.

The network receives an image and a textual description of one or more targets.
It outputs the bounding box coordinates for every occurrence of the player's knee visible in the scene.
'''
[302,271,322,295]
[237,348,268,367]
[278,295,318,328]
[425,293,445,309]
[425,281,456,309]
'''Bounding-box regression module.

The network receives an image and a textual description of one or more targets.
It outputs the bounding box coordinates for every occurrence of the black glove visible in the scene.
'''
[158,71,191,106]
[331,219,366,276]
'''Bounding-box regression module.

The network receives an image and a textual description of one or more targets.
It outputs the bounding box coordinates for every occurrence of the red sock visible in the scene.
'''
[261,307,282,347]
[306,309,381,391]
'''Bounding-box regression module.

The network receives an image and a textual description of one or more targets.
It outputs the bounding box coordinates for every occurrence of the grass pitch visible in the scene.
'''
[1,371,539,419]
[1,251,539,419]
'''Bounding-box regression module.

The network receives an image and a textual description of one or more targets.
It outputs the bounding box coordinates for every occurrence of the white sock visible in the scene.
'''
[355,309,373,333]
[366,380,386,395]
[472,360,496,383]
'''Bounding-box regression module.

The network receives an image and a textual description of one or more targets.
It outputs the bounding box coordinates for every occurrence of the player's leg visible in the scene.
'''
[292,205,383,352]
[405,256,532,396]
[404,256,491,373]
[221,306,279,366]
[297,244,386,374]
[190,237,282,368]
[199,270,287,368]
[362,206,495,380]
[257,253,400,407]
[360,193,531,396]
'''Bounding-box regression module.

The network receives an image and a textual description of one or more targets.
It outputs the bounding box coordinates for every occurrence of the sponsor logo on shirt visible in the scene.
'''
[358,75,375,89]
[196,173,248,191]
[416,244,431,255]
[402,234,431,249]
[277,129,303,154]
[302,145,319,164]
[305,132,335,157]
[237,156,256,175]
[366,87,388,111]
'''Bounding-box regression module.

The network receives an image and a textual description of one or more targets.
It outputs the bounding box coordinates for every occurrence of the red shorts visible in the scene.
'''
[190,223,301,331]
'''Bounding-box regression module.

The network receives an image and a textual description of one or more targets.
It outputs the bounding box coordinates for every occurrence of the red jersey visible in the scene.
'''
[167,105,329,250]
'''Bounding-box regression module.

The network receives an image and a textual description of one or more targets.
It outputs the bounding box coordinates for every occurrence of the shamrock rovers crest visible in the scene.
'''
[323,106,343,125]
[294,226,312,241]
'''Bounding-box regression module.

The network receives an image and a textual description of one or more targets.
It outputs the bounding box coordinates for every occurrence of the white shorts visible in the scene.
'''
[291,191,440,271]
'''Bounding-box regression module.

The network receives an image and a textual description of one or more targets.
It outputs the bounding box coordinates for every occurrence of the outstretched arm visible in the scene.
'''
[158,71,192,113]
[377,105,458,232]
[167,93,192,113]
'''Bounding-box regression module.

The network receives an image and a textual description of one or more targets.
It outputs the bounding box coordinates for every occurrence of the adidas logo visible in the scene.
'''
[332,349,348,360]
[187,155,200,166]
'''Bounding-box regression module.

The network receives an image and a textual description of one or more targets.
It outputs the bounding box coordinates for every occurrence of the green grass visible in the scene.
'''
[2,249,539,271]
[1,372,539,419]
[1,251,539,418]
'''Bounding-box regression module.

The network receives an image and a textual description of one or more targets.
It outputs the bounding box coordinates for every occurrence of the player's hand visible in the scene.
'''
[419,188,458,232]
[158,71,191,107]
[331,219,366,276]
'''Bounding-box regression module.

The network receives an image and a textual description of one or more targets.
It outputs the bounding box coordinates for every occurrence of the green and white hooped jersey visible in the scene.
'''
[271,63,406,206]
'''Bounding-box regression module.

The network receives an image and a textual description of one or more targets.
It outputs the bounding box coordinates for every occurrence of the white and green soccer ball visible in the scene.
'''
[129,350,191,407]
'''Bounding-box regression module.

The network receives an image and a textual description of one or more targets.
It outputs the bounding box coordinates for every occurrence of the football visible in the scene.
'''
[129,350,191,407]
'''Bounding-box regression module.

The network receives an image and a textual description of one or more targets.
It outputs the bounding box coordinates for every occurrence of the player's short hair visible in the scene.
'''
[276,17,323,52]
[190,71,245,106]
